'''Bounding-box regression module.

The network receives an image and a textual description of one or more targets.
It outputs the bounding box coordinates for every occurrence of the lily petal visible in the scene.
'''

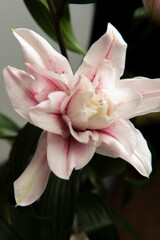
[29,96,69,137]
[33,91,66,114]
[14,131,51,206]
[75,23,127,82]
[65,74,96,131]
[3,66,37,121]
[93,60,117,91]
[13,28,73,74]
[97,119,136,158]
[63,115,99,144]
[26,63,69,93]
[107,87,142,120]
[126,122,152,177]
[67,92,93,131]
[97,120,152,177]
[47,133,96,179]
[118,77,160,118]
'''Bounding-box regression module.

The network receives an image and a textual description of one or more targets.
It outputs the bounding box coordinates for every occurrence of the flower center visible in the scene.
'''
[86,91,116,120]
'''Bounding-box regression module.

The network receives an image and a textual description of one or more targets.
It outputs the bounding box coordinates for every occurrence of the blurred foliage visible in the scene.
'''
[0,113,20,141]
[24,0,86,54]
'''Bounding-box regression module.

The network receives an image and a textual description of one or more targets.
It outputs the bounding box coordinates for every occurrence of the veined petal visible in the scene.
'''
[93,60,117,91]
[105,23,127,77]
[60,74,94,115]
[26,63,70,92]
[97,120,152,177]
[26,64,58,102]
[29,99,69,137]
[33,91,66,114]
[107,88,142,120]
[13,28,73,75]
[118,77,160,118]
[47,133,96,179]
[75,23,127,81]
[14,131,51,206]
[96,119,136,158]
[126,123,152,177]
[3,66,37,121]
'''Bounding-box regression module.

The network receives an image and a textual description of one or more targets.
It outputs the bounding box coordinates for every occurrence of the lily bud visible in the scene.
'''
[142,0,160,23]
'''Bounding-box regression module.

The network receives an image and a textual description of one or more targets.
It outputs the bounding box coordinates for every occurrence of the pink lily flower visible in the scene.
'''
[3,23,160,206]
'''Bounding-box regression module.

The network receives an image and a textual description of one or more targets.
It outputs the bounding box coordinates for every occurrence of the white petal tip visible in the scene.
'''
[12,28,28,39]
[3,66,11,72]
[50,169,70,181]
[14,202,23,208]
[139,166,152,178]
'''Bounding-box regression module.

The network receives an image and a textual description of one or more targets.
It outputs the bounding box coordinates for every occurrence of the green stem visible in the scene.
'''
[46,0,68,59]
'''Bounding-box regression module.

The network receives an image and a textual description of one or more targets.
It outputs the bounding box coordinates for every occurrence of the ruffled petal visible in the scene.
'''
[32,91,66,114]
[60,75,89,115]
[96,120,152,177]
[118,77,160,118]
[26,63,70,92]
[96,119,136,158]
[87,114,111,130]
[3,66,37,121]
[67,93,93,131]
[65,74,96,131]
[29,95,69,137]
[75,23,127,82]
[63,115,99,143]
[13,28,73,75]
[14,131,51,206]
[47,133,96,179]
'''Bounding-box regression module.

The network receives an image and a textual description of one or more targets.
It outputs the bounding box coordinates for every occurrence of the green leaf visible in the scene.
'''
[0,130,17,140]
[0,113,19,132]
[23,0,86,54]
[36,171,79,240]
[89,154,126,178]
[77,193,120,240]
[85,164,102,189]
[108,208,142,240]
[9,123,42,181]
[60,9,86,54]
[0,113,20,141]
